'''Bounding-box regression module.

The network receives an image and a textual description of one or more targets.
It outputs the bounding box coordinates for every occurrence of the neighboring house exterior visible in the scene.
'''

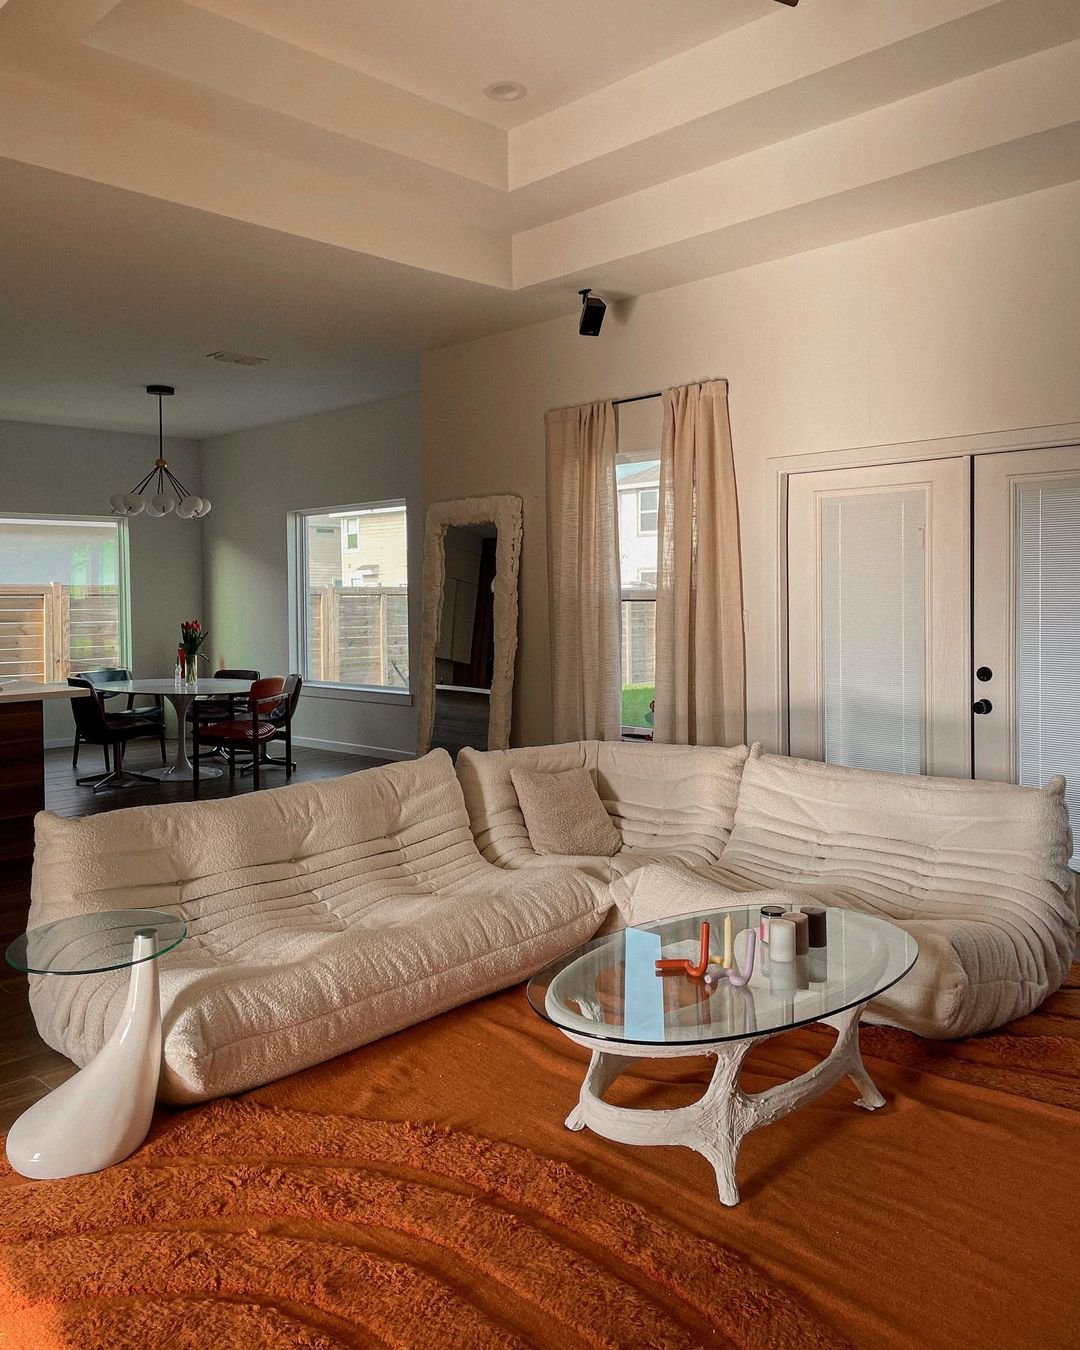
[616,460,659,591]
[338,506,408,588]
[306,520,342,587]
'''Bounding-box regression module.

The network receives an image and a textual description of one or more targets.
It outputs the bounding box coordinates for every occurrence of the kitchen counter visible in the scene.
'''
[0,683,88,863]
[0,683,89,704]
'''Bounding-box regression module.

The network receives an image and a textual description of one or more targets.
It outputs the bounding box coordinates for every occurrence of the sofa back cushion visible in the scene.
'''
[457,740,748,867]
[456,742,592,866]
[722,746,1076,958]
[593,741,748,860]
[31,749,482,929]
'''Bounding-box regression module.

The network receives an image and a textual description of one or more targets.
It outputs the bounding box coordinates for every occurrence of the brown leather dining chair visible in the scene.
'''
[191,676,285,796]
[240,673,302,779]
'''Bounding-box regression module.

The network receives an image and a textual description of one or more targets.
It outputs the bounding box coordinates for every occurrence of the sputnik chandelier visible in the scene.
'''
[110,385,212,519]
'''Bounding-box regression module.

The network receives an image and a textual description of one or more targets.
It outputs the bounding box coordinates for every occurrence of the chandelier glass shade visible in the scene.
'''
[110,386,212,519]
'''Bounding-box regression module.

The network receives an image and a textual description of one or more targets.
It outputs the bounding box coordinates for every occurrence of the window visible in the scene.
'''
[616,457,660,732]
[0,516,128,682]
[292,502,408,690]
[637,487,658,535]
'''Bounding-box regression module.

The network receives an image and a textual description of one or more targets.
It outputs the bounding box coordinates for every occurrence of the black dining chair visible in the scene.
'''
[240,672,302,778]
[68,677,167,791]
[71,667,164,769]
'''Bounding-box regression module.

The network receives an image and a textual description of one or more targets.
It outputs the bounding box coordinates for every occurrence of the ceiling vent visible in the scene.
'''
[205,350,269,366]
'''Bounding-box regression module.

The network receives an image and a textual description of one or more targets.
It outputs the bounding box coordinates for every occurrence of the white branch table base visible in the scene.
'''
[563,1004,884,1206]
[528,900,916,1208]
[4,909,186,1180]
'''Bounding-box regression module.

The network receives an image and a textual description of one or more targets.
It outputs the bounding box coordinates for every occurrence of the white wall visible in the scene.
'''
[200,392,421,757]
[422,180,1080,748]
[0,418,204,741]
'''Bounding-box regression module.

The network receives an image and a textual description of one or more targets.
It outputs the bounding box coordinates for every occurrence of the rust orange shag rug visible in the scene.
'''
[1,965,1077,1349]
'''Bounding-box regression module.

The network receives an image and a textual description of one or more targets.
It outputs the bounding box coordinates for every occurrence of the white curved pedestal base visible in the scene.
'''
[563,1004,884,1207]
[6,933,162,1180]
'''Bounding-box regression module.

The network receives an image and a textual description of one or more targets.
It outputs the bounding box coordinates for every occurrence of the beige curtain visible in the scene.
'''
[653,379,745,745]
[545,400,622,741]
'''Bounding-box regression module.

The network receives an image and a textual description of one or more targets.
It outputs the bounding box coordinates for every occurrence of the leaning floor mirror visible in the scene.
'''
[416,495,523,757]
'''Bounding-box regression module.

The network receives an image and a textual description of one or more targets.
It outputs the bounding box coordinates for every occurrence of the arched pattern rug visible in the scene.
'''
[0,966,1077,1348]
[0,1101,844,1349]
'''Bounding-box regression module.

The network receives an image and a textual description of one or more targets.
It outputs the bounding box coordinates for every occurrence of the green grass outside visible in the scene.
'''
[621,683,655,729]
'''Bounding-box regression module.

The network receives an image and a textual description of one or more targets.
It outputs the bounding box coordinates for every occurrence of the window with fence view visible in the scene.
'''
[297,504,408,689]
[0,517,125,685]
[616,456,660,732]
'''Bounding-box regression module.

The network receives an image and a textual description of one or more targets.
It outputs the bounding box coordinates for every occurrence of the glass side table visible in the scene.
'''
[5,909,186,1180]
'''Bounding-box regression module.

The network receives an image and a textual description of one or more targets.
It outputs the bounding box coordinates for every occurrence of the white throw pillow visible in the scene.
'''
[511,766,621,857]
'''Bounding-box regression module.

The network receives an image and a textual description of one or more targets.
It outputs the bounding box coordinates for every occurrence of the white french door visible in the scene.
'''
[786,445,1080,858]
[787,459,971,779]
[973,446,1080,859]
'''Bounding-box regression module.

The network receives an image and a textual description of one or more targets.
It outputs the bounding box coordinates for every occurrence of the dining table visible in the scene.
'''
[105,677,254,782]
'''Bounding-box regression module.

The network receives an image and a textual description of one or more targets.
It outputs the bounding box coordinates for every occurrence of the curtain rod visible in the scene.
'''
[612,391,661,407]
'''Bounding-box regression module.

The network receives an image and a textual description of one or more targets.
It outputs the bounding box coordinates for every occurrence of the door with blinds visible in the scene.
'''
[973,445,1080,862]
[787,459,971,779]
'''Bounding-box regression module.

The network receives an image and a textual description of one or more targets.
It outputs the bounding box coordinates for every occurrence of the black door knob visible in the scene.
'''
[976,666,993,682]
[972,699,993,715]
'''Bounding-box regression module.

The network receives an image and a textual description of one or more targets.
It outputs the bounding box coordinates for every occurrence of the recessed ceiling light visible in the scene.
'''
[483,81,527,103]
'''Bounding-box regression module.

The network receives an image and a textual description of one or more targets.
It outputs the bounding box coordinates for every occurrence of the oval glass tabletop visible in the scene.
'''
[6,908,187,976]
[527,905,917,1046]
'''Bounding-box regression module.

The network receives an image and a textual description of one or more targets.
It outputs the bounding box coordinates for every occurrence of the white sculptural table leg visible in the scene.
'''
[6,932,163,1180]
[564,1004,885,1206]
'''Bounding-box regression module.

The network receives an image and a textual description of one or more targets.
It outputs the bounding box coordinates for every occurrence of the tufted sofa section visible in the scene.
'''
[459,740,1078,1039]
[29,750,610,1103]
[456,740,749,879]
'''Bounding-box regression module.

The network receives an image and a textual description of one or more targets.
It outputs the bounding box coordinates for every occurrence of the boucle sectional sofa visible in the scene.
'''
[27,738,1076,1103]
[458,740,1077,1039]
[29,751,609,1103]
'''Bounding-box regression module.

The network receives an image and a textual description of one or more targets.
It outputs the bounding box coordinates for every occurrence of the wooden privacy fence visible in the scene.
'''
[308,586,409,688]
[0,584,121,683]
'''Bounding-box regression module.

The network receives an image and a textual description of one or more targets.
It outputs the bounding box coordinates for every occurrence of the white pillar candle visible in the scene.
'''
[769,915,796,961]
[722,914,734,969]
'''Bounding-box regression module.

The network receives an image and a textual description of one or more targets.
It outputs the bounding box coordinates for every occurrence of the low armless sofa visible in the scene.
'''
[458,741,1077,1040]
[27,740,1076,1103]
[28,751,609,1104]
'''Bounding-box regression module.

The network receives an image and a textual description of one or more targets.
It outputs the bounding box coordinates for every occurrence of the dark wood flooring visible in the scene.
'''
[0,741,387,1129]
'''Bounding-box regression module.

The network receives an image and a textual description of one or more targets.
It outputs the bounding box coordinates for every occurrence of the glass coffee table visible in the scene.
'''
[528,903,917,1206]
[5,908,186,1180]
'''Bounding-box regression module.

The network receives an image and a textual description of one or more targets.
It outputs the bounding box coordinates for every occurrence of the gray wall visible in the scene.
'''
[199,392,421,757]
[0,419,204,742]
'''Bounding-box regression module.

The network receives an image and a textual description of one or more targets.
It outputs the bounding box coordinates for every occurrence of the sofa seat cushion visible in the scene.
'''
[28,751,611,1102]
[715,747,1077,1036]
[457,741,748,870]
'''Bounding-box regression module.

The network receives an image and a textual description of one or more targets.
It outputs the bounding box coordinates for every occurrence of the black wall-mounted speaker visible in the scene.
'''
[578,288,607,336]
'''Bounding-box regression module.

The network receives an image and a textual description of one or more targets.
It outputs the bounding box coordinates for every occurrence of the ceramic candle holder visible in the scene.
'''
[760,905,784,942]
[769,916,797,961]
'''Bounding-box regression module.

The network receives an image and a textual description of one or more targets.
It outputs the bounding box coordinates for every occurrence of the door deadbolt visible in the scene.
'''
[975,666,993,682]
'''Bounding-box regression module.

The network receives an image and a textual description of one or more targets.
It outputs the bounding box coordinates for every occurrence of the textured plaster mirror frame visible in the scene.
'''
[416,495,523,755]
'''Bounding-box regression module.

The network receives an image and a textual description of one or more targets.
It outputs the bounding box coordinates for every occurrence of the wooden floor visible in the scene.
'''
[0,741,387,1130]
